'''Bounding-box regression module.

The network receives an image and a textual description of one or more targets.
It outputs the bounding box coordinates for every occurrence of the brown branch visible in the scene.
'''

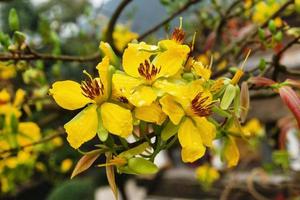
[0,51,100,62]
[0,129,64,155]
[272,35,300,80]
[138,0,202,40]
[214,0,293,77]
[105,0,133,54]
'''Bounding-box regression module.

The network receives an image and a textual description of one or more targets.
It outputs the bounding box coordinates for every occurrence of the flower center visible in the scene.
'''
[81,78,104,100]
[191,92,213,117]
[172,28,185,44]
[138,60,161,82]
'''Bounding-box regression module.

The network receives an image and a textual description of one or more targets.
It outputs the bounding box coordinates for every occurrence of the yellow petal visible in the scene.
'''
[181,146,206,163]
[128,86,157,107]
[122,42,154,78]
[96,56,110,99]
[64,104,98,149]
[178,118,205,162]
[224,136,240,167]
[49,80,92,110]
[13,89,26,107]
[193,116,216,147]
[154,40,190,78]
[112,73,143,95]
[192,61,211,80]
[101,102,133,138]
[0,89,10,103]
[18,122,41,146]
[159,94,184,125]
[135,102,166,125]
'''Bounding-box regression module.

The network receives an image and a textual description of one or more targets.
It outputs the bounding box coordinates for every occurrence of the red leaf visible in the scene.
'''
[279,86,300,128]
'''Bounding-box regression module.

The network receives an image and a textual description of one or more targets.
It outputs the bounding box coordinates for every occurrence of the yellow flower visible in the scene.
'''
[192,60,212,81]
[113,24,139,52]
[242,118,264,137]
[223,136,240,167]
[60,158,73,172]
[0,62,16,80]
[0,88,25,122]
[252,1,281,25]
[113,31,190,108]
[49,57,133,149]
[159,81,216,163]
[195,164,220,188]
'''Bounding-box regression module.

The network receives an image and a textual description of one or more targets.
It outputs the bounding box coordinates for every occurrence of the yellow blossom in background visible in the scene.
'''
[0,62,16,80]
[195,164,220,189]
[252,1,283,26]
[49,56,133,149]
[113,24,138,52]
[242,118,264,137]
[60,159,73,173]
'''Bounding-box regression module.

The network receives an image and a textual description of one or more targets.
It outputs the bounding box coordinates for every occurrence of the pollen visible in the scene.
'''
[81,78,104,100]
[191,92,213,117]
[138,60,161,81]
[172,28,185,44]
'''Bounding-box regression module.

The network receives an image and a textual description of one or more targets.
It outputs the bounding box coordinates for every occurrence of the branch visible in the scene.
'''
[272,35,300,80]
[138,0,202,40]
[0,130,64,156]
[0,51,100,62]
[105,0,133,54]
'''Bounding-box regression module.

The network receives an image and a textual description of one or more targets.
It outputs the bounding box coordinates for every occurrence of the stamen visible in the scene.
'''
[171,28,185,44]
[191,92,214,117]
[138,60,161,81]
[81,78,104,100]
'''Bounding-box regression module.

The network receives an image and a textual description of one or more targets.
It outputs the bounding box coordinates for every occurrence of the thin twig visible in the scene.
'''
[105,0,133,54]
[0,51,100,62]
[0,129,64,155]
[138,0,202,40]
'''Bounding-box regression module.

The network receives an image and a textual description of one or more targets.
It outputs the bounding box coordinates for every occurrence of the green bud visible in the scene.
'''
[268,20,276,34]
[13,31,26,45]
[233,85,240,118]
[220,84,236,110]
[128,157,158,175]
[182,72,194,81]
[258,58,266,71]
[119,142,149,159]
[274,31,283,42]
[258,28,265,40]
[99,42,120,69]
[161,120,179,141]
[9,8,19,31]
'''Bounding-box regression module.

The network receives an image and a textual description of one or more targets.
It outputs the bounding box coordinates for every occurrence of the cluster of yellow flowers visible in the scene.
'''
[0,89,41,192]
[49,27,252,177]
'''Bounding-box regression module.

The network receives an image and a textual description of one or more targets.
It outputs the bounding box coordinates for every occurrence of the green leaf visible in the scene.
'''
[161,120,179,141]
[10,114,18,134]
[268,20,276,34]
[8,8,19,31]
[128,157,158,175]
[119,142,149,159]
[97,108,108,142]
[258,58,266,71]
[274,31,283,42]
[71,149,102,179]
[220,84,236,110]
[212,106,231,118]
[258,28,265,40]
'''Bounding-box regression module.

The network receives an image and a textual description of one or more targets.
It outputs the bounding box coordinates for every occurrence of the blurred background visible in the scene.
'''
[1,0,300,199]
